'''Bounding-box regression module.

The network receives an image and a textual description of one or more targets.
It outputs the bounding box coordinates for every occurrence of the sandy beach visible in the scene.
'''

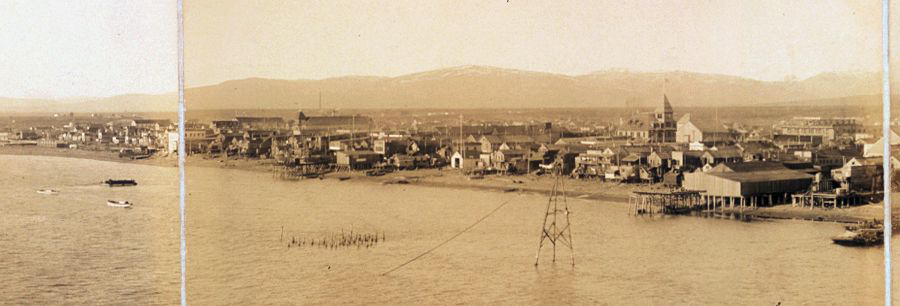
[2,145,893,224]
[186,154,896,224]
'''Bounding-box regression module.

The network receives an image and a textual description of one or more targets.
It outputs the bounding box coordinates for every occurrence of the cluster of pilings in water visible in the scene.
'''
[284,229,385,250]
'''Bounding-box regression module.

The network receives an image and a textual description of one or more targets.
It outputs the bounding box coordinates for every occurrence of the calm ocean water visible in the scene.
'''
[186,166,890,305]
[0,155,180,304]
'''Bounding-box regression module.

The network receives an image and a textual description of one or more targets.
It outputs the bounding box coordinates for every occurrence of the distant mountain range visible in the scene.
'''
[0,65,887,113]
[0,94,178,114]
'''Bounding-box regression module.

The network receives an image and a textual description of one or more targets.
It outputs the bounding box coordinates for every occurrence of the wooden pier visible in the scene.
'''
[629,190,704,215]
[273,162,332,180]
[791,192,878,209]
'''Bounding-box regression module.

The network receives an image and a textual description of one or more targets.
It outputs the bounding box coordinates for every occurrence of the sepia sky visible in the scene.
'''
[186,0,882,87]
[0,1,177,99]
[0,1,884,99]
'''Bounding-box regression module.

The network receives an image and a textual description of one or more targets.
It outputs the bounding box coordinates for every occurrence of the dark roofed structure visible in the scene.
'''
[709,161,787,173]
[235,116,284,123]
[235,116,287,130]
[134,119,173,126]
[738,141,777,153]
[684,168,814,204]
[303,115,374,128]
[481,135,502,144]
[501,135,535,144]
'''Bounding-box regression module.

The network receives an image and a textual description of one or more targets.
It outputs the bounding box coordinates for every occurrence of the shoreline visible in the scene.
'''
[0,145,178,168]
[2,145,892,224]
[186,155,891,224]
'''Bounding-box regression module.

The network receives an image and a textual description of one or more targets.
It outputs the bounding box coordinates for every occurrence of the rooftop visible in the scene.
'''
[708,169,813,183]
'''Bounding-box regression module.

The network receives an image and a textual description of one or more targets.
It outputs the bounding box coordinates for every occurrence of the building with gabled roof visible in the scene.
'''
[676,113,733,144]
[616,114,651,141]
[831,157,883,192]
[736,141,778,161]
[479,135,503,153]
[700,148,743,166]
[862,127,900,157]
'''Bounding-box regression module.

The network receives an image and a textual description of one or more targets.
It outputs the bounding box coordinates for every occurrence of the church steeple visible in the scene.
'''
[655,95,674,123]
[662,95,673,113]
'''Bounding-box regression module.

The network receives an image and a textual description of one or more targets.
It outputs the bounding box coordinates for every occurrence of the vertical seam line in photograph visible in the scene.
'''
[177,0,186,305]
[882,0,891,304]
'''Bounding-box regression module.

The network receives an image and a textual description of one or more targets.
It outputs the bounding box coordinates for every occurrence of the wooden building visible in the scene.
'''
[700,148,742,166]
[671,150,704,171]
[831,157,883,192]
[675,114,733,145]
[374,138,410,157]
[336,150,382,170]
[450,150,480,170]
[684,169,813,208]
[235,117,287,130]
[649,95,676,143]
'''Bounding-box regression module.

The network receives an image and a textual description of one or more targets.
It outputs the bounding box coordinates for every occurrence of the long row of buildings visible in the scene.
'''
[2,97,895,208]
[0,117,176,155]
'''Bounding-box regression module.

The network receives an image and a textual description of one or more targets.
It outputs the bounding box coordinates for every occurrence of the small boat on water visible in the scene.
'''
[338,176,351,181]
[104,179,138,187]
[107,200,133,208]
[36,189,59,195]
[832,220,883,247]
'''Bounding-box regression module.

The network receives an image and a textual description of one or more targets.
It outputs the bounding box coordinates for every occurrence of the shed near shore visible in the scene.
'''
[683,169,813,209]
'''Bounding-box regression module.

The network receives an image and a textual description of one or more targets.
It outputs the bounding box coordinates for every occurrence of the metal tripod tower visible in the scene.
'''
[534,168,574,267]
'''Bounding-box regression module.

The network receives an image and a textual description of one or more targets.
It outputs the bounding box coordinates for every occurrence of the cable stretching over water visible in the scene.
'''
[381,195,519,276]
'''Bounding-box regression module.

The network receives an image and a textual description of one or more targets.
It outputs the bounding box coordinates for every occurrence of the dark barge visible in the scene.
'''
[104,179,138,187]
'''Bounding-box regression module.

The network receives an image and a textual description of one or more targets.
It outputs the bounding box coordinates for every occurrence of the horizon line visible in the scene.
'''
[2,65,882,101]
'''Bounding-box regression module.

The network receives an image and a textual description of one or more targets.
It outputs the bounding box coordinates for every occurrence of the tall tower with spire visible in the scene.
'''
[650,95,676,143]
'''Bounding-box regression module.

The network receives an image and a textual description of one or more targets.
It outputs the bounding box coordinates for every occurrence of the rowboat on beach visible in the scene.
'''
[36,189,59,195]
[107,200,133,208]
